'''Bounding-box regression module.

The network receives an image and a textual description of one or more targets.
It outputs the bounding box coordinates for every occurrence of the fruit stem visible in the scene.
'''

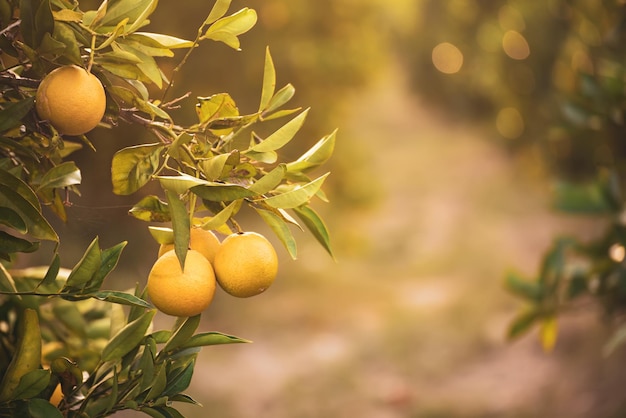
[87,34,96,73]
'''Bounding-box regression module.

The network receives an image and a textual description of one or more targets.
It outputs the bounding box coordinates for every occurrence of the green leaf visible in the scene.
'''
[199,200,239,230]
[85,241,128,292]
[201,7,257,50]
[255,208,296,259]
[286,129,337,173]
[164,357,196,394]
[148,226,174,244]
[0,184,58,241]
[13,369,50,399]
[93,290,152,308]
[246,108,309,153]
[0,207,26,234]
[507,309,539,340]
[203,0,232,25]
[157,174,208,195]
[259,46,276,112]
[131,32,194,49]
[262,172,330,209]
[195,93,239,132]
[144,363,167,401]
[65,237,101,288]
[0,231,39,256]
[37,162,81,191]
[102,309,156,362]
[165,190,190,270]
[36,253,61,289]
[0,169,40,209]
[0,97,35,133]
[504,273,544,302]
[293,205,334,259]
[129,195,170,222]
[19,0,54,48]
[553,180,615,214]
[52,22,82,65]
[190,183,258,202]
[117,42,163,87]
[179,331,251,349]
[123,0,158,34]
[200,152,233,181]
[248,164,286,195]
[262,83,295,116]
[163,315,200,353]
[97,0,156,29]
[25,398,63,418]
[111,143,164,195]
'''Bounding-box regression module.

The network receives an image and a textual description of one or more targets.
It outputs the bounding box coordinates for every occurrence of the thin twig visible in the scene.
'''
[0,19,20,37]
[0,73,39,88]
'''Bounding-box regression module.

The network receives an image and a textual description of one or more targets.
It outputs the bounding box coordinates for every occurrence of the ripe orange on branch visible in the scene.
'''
[147,249,216,317]
[35,65,106,136]
[214,232,278,298]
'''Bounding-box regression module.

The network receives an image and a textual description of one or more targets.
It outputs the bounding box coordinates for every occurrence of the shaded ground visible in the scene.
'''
[119,63,626,417]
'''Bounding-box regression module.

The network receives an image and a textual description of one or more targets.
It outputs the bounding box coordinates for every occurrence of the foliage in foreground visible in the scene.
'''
[0,0,335,416]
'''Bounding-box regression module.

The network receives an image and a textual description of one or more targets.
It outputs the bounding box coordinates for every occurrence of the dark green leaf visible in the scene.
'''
[0,97,35,133]
[144,363,167,401]
[0,169,39,209]
[13,369,50,399]
[507,309,539,340]
[102,309,156,362]
[53,299,88,337]
[111,144,164,195]
[163,358,195,396]
[0,207,26,233]
[505,273,544,302]
[169,393,201,405]
[163,315,201,353]
[0,184,58,241]
[130,195,171,222]
[553,181,615,214]
[190,183,258,202]
[19,0,54,48]
[25,398,63,418]
[0,231,39,255]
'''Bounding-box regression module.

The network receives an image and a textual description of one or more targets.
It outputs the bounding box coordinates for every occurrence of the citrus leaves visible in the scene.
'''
[113,47,336,259]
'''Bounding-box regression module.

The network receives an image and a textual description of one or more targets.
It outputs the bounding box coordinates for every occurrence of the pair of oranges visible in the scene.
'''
[147,228,279,317]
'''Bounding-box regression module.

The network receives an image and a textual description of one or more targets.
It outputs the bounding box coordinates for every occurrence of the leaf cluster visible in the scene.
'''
[0,0,337,416]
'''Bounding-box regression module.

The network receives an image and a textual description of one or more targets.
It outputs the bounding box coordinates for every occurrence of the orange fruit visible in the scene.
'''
[147,249,216,316]
[158,227,221,263]
[35,65,106,135]
[214,232,278,298]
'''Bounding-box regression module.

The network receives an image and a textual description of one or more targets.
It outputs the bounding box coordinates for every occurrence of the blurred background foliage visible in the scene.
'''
[41,0,626,416]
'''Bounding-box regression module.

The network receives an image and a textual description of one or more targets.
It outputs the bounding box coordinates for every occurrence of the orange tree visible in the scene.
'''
[0,0,335,416]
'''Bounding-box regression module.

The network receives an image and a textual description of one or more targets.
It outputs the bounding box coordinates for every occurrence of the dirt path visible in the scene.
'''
[137,63,626,418]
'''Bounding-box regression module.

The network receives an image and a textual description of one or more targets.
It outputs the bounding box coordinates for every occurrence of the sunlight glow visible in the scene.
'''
[496,107,525,139]
[502,30,530,60]
[432,42,464,74]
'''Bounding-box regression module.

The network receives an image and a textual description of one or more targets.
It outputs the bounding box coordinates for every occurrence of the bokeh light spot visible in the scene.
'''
[502,30,530,60]
[496,107,525,139]
[432,42,464,74]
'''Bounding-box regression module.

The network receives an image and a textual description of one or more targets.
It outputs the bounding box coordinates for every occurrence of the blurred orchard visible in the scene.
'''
[7,0,626,417]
